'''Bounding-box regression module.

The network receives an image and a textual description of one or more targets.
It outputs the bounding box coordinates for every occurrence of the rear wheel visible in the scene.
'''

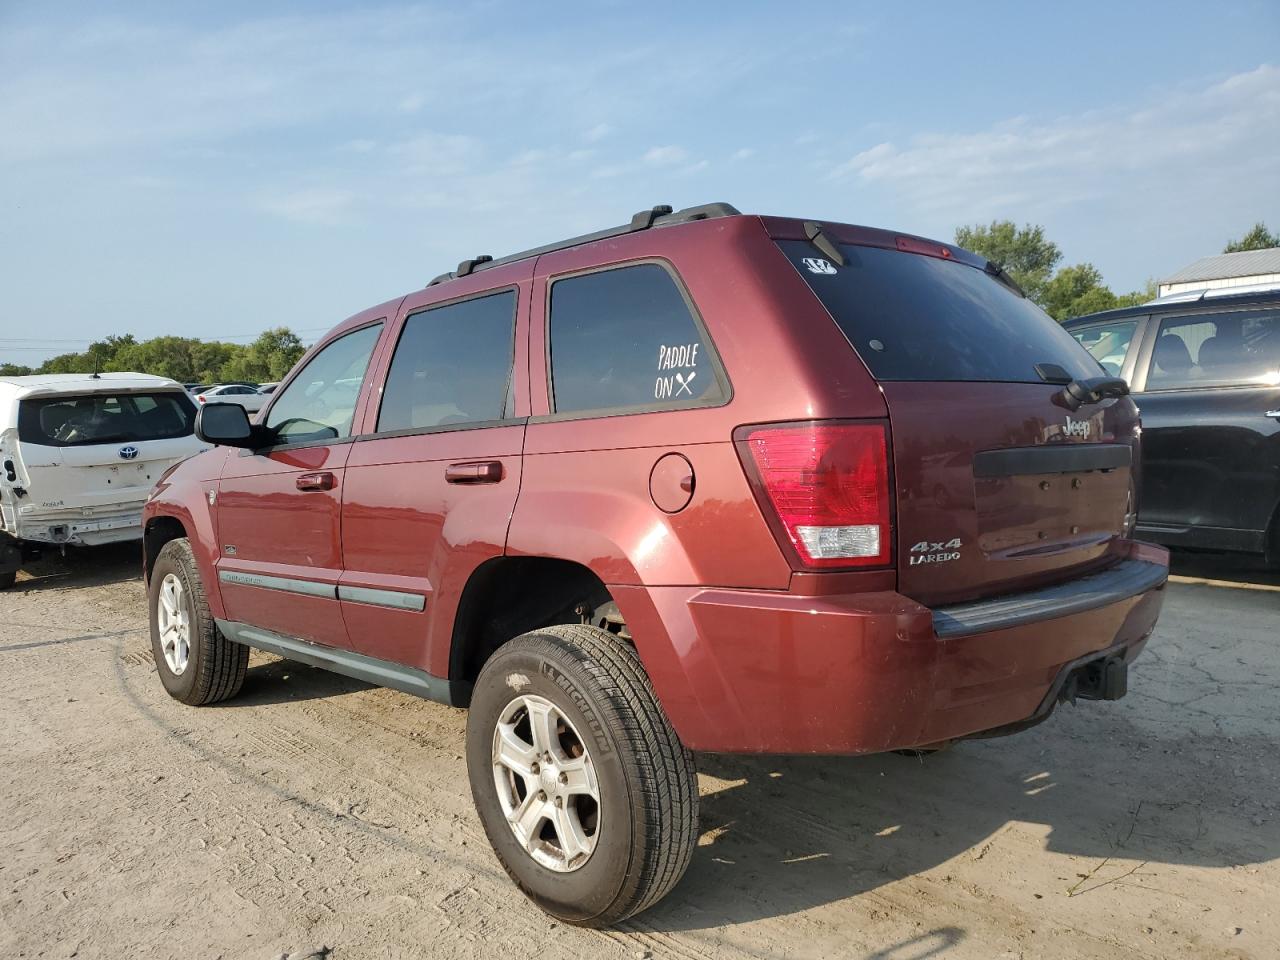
[148,538,248,705]
[466,624,698,926]
[0,570,15,590]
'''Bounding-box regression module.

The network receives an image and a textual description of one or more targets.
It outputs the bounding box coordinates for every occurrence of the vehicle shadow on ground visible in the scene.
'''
[220,656,376,706]
[633,708,1277,932]
[10,541,143,592]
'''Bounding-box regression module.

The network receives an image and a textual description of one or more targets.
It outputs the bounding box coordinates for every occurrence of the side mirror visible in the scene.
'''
[196,402,256,448]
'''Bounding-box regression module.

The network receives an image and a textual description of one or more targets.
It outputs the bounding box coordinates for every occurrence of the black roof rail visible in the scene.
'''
[426,202,741,286]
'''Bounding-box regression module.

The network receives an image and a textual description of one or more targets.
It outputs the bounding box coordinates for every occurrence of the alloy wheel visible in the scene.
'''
[491,694,601,872]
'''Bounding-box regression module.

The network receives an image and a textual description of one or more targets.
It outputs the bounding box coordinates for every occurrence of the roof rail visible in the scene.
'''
[426,202,741,286]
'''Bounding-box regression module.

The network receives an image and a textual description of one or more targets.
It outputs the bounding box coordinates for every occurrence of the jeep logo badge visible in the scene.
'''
[118,445,139,460]
[1063,417,1091,439]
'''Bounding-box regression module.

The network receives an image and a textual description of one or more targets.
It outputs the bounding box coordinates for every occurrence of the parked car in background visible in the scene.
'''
[193,383,267,415]
[143,203,1168,925]
[1065,288,1280,563]
[257,381,280,395]
[0,373,207,588]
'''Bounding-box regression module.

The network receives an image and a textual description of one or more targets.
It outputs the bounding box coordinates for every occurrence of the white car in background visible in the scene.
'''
[0,373,208,588]
[192,382,268,415]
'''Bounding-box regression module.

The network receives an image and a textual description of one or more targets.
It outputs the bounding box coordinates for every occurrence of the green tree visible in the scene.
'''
[221,327,305,382]
[954,220,1062,305]
[40,351,95,374]
[1042,263,1108,320]
[111,336,201,382]
[0,362,34,376]
[1224,222,1280,253]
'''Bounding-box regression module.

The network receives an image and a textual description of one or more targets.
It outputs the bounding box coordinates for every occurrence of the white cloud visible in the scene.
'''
[730,147,755,161]
[832,64,1280,222]
[259,188,356,224]
[583,123,613,143]
[642,145,688,166]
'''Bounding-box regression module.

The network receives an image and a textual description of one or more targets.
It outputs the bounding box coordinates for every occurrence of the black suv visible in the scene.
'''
[1065,289,1280,562]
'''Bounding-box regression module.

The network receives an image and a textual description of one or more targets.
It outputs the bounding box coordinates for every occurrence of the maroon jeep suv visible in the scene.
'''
[142,203,1168,925]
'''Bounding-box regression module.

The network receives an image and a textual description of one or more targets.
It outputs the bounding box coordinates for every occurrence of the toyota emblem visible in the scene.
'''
[118,445,139,461]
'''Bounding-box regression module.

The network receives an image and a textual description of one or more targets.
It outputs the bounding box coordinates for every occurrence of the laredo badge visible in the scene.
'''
[909,538,962,565]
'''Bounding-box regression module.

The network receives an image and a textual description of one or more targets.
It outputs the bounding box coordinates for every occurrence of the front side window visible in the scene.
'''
[377,290,516,432]
[1145,309,1280,390]
[263,324,382,443]
[1070,320,1140,379]
[18,391,196,447]
[549,263,723,415]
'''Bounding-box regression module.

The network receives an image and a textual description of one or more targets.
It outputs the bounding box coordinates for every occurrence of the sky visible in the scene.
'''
[2,0,1278,367]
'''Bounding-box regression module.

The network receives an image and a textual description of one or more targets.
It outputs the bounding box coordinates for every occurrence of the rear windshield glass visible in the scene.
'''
[777,240,1101,383]
[18,391,196,447]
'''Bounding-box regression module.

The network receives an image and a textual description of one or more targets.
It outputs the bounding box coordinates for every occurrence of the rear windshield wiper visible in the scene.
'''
[802,221,847,266]
[1036,364,1129,410]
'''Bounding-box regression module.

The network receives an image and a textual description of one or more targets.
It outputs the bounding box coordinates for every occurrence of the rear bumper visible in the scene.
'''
[621,540,1168,754]
[10,508,145,546]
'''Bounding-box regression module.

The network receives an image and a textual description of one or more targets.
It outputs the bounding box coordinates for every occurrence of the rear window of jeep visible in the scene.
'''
[548,263,724,415]
[777,240,1101,384]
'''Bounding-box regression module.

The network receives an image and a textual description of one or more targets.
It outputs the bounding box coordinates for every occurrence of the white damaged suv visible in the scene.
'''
[0,373,207,588]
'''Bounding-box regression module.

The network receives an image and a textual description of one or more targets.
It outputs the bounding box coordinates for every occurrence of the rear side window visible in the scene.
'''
[1146,309,1280,390]
[18,391,195,447]
[777,241,1100,383]
[1070,320,1140,378]
[549,263,724,415]
[378,290,516,432]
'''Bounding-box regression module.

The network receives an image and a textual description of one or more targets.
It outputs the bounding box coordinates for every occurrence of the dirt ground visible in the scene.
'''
[1,546,1277,960]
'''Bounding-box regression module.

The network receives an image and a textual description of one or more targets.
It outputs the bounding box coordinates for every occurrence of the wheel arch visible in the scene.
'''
[143,514,188,585]
[448,555,625,694]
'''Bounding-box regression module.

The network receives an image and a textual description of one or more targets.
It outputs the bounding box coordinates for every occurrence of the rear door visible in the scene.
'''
[776,237,1139,607]
[1129,306,1280,546]
[215,322,384,648]
[339,277,529,676]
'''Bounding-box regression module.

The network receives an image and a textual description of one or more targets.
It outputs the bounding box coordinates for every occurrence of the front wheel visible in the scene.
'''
[466,625,698,927]
[148,538,248,705]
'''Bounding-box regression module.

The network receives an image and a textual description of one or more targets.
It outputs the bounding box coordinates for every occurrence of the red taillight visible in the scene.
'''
[197,394,205,403]
[735,421,892,569]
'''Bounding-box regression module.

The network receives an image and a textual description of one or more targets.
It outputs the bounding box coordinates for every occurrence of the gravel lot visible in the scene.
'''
[2,546,1277,960]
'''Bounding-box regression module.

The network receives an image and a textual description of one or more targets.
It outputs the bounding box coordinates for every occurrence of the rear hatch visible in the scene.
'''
[776,234,1139,607]
[16,389,202,514]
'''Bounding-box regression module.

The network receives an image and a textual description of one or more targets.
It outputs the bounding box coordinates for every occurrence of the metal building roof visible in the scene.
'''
[1163,247,1280,284]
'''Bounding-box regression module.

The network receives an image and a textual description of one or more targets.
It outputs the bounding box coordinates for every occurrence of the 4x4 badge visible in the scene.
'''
[909,538,962,565]
[801,257,837,275]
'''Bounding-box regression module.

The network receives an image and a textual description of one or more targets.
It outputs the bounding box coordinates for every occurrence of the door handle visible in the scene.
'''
[445,461,504,484]
[296,471,336,491]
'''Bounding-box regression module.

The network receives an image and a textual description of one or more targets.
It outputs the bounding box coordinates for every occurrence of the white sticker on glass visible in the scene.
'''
[655,342,702,400]
[802,257,838,275]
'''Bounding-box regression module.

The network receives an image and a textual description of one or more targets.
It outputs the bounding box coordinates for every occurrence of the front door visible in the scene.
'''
[215,322,385,647]
[339,284,527,677]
